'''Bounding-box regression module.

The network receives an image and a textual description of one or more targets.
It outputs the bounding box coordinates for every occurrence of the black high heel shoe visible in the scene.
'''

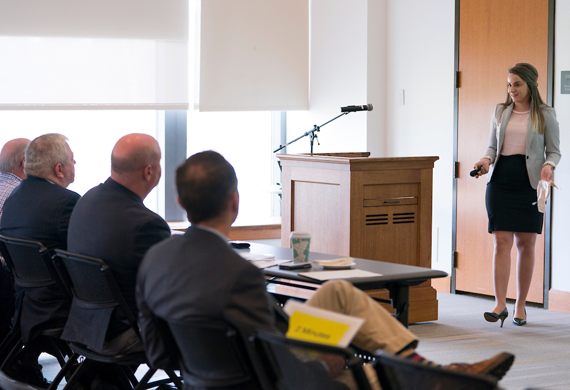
[513,308,527,326]
[484,308,508,328]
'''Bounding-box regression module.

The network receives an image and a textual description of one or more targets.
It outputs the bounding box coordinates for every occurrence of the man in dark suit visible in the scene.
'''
[0,133,79,387]
[63,133,170,356]
[137,151,515,390]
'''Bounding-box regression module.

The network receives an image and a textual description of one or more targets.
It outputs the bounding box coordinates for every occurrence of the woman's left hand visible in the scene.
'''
[541,165,554,182]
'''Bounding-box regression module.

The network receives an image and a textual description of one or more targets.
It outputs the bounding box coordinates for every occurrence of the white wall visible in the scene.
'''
[286,0,385,155]
[286,0,454,273]
[385,0,455,272]
[367,0,387,157]
[550,0,570,292]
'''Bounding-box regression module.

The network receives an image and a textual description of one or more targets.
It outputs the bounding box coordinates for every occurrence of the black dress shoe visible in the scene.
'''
[5,359,51,388]
[484,308,508,328]
[513,308,527,326]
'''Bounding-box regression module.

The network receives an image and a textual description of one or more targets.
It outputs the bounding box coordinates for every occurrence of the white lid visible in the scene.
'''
[290,231,311,239]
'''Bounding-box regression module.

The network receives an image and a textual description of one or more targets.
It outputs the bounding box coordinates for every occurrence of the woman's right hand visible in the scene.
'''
[473,158,491,178]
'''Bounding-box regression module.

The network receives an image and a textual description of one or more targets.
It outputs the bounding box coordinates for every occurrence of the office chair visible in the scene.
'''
[255,329,373,390]
[166,318,263,389]
[0,234,74,390]
[51,250,182,390]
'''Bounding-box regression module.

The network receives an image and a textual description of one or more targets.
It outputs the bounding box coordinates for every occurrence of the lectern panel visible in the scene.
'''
[292,181,345,256]
[359,205,419,266]
[363,183,418,199]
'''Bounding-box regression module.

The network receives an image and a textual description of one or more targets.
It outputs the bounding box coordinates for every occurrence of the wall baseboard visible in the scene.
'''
[548,289,570,314]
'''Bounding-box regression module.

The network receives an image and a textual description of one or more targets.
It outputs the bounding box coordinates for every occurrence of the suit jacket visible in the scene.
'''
[63,178,170,351]
[483,103,561,189]
[137,226,346,390]
[0,175,80,342]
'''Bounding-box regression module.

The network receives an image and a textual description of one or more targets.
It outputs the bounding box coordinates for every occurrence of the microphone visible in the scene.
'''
[341,104,373,113]
[470,165,482,177]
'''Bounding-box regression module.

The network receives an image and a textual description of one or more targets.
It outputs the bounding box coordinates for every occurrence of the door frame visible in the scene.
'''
[451,0,556,308]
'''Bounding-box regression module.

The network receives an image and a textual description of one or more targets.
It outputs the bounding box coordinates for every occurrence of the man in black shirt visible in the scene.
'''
[64,133,170,355]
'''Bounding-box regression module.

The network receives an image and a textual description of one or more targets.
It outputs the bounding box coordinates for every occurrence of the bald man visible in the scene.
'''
[63,134,170,355]
[0,138,30,343]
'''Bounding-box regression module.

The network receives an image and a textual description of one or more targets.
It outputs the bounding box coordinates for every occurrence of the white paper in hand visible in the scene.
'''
[537,180,551,213]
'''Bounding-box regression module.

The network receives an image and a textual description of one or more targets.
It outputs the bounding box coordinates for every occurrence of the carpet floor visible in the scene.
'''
[36,292,570,389]
[410,292,570,390]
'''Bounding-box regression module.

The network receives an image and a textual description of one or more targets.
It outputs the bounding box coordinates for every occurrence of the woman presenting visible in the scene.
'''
[473,63,561,327]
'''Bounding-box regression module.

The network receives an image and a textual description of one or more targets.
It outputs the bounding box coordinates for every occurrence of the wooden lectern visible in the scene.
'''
[278,153,440,323]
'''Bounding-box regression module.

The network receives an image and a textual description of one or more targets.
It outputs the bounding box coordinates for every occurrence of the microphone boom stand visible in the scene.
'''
[273,112,349,154]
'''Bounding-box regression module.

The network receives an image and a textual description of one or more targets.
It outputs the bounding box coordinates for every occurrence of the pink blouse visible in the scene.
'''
[501,110,529,156]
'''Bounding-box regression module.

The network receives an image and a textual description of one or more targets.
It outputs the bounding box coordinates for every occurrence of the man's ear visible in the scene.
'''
[143,164,152,181]
[229,191,239,214]
[176,196,183,208]
[54,163,64,178]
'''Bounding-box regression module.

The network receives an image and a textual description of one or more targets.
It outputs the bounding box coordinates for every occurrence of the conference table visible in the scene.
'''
[237,243,447,327]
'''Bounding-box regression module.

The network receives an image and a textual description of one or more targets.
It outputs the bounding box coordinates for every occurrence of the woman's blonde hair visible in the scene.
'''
[499,63,546,134]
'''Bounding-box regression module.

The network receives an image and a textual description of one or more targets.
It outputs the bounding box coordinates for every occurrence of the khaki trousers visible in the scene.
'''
[306,280,418,355]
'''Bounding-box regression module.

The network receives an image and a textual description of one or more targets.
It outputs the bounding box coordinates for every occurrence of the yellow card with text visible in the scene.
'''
[283,301,364,348]
[287,311,350,346]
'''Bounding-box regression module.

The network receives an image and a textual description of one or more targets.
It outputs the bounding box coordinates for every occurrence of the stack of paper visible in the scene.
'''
[239,253,275,261]
[299,269,382,281]
[238,252,283,269]
[313,258,355,267]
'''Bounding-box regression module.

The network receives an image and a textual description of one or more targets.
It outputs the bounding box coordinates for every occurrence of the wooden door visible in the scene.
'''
[455,0,549,303]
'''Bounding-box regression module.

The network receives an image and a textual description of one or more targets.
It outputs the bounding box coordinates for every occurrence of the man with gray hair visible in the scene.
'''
[0,133,79,388]
[0,138,30,344]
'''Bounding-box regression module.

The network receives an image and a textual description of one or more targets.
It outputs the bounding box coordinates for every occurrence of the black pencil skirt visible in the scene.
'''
[485,154,543,234]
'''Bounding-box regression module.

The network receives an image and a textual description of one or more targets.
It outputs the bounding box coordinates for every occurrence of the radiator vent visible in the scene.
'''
[393,212,415,224]
[365,211,416,226]
[365,213,388,226]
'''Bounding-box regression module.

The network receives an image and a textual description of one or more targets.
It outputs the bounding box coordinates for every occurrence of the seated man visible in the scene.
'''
[0,134,79,387]
[63,133,170,355]
[0,138,30,342]
[137,151,514,389]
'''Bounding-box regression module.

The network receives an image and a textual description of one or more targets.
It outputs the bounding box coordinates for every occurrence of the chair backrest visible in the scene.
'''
[0,233,70,298]
[167,319,259,389]
[54,249,138,333]
[374,353,499,390]
[255,329,373,390]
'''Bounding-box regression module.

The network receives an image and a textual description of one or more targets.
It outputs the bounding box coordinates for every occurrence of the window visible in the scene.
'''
[0,110,160,212]
[186,110,276,225]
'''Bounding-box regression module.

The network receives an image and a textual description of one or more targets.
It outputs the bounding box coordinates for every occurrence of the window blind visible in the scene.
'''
[197,0,309,111]
[0,0,188,110]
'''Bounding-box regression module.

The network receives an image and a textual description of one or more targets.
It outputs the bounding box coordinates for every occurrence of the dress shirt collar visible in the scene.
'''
[0,172,22,185]
[192,223,230,244]
[104,177,143,203]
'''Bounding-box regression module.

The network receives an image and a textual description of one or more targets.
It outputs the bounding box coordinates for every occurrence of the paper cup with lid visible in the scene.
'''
[290,232,311,263]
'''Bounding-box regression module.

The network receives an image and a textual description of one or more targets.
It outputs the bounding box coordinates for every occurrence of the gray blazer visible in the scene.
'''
[483,103,561,189]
